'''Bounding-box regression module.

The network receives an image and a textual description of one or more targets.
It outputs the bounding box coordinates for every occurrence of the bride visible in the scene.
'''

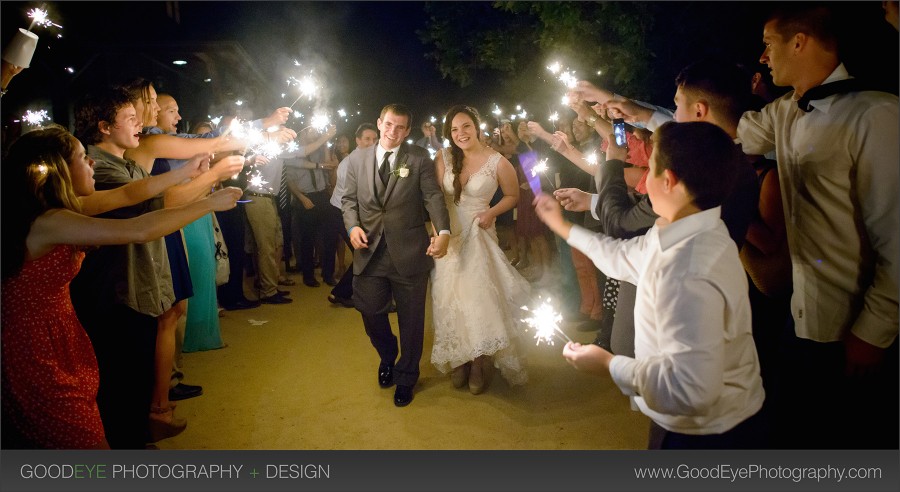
[430,105,531,394]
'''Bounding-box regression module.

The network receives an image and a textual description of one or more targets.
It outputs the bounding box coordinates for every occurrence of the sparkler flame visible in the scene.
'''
[28,8,63,29]
[585,152,598,166]
[531,158,549,177]
[547,61,562,74]
[309,113,330,131]
[22,109,49,126]
[549,112,559,122]
[520,297,571,346]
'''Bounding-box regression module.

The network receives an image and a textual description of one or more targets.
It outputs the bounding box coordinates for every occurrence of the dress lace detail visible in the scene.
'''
[430,149,531,385]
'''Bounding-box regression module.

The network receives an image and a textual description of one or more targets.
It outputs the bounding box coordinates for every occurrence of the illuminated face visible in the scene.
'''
[673,86,699,123]
[336,135,350,154]
[572,118,592,143]
[450,112,478,151]
[759,20,795,87]
[105,103,142,150]
[68,140,96,196]
[377,111,411,149]
[645,150,665,217]
[356,129,378,148]
[156,95,181,134]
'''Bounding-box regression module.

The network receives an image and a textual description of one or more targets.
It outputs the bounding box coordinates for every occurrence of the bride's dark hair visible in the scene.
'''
[441,105,482,205]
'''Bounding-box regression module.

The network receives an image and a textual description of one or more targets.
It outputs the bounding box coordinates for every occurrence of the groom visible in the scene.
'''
[342,104,451,407]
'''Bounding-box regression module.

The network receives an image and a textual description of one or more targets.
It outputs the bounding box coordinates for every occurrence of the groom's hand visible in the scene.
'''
[349,227,369,249]
[427,234,449,259]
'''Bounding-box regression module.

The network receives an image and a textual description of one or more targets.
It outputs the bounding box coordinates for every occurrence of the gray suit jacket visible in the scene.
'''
[341,142,450,277]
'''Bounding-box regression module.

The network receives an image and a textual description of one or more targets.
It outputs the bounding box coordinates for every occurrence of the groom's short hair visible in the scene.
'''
[380,103,413,127]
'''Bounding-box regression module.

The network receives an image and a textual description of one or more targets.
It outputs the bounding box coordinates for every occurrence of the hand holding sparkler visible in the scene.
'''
[178,153,212,180]
[562,342,614,375]
[532,193,573,240]
[550,131,573,154]
[210,155,246,182]
[553,188,593,213]
[571,80,616,105]
[261,107,291,128]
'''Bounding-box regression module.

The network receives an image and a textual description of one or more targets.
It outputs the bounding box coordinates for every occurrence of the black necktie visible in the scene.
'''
[278,165,290,210]
[309,168,318,190]
[379,151,393,186]
[797,78,866,113]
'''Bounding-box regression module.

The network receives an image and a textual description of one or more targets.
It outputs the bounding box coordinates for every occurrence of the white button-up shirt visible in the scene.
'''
[568,207,765,435]
[738,63,899,348]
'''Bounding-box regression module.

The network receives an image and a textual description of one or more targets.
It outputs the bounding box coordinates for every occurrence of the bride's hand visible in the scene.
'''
[474,212,495,229]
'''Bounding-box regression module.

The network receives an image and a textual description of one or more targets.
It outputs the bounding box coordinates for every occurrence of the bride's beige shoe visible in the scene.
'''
[451,362,470,388]
[468,356,491,395]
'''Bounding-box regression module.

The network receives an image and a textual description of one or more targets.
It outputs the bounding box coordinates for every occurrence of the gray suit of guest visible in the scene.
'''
[341,142,450,386]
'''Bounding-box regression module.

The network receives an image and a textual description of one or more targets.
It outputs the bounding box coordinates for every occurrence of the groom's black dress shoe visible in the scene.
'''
[378,363,394,388]
[394,385,413,407]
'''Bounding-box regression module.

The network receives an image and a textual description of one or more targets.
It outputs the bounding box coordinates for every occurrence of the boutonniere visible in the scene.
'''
[392,155,410,178]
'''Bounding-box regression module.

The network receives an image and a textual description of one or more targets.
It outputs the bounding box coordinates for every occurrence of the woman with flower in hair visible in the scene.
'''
[0,126,240,448]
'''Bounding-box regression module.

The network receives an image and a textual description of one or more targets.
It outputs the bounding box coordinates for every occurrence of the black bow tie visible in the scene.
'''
[797,78,866,112]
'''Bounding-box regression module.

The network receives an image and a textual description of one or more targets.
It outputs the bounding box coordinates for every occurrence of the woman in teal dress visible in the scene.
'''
[182,213,225,352]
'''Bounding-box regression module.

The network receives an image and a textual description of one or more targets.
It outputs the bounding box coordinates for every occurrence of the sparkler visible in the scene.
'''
[27,8,63,30]
[22,109,49,127]
[492,104,503,145]
[531,158,557,191]
[520,297,572,346]
[584,151,599,166]
[286,74,319,109]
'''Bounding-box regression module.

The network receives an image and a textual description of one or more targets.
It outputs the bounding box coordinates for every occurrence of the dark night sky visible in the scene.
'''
[2,1,896,139]
[1,1,479,135]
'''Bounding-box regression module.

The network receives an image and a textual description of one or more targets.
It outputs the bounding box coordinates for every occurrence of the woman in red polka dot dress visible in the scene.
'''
[1,127,241,449]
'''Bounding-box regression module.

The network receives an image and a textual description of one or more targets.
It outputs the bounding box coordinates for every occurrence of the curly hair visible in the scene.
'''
[74,86,134,145]
[441,105,482,205]
[1,127,83,279]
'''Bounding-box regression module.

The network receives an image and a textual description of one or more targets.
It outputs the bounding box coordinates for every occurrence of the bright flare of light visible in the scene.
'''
[293,111,302,119]
[585,152,598,166]
[520,297,570,346]
[248,171,269,190]
[310,113,330,131]
[549,112,559,122]
[284,141,299,154]
[208,115,223,127]
[559,71,578,89]
[297,76,318,99]
[430,115,437,123]
[28,8,63,28]
[531,158,549,177]
[406,139,413,145]
[479,123,487,130]
[561,95,570,105]
[427,147,437,160]
[22,109,49,126]
[235,100,244,106]
[442,138,451,148]
[337,109,347,118]
[256,141,284,160]
[546,61,562,74]
[65,67,75,74]
[492,105,502,116]
[519,110,528,119]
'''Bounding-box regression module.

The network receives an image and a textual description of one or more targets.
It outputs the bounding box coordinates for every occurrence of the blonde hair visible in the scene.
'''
[2,127,83,279]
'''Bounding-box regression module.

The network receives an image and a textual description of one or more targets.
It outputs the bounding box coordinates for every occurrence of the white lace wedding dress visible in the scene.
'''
[430,149,530,386]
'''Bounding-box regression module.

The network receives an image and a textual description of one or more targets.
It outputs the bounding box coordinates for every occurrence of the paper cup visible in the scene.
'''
[2,28,39,68]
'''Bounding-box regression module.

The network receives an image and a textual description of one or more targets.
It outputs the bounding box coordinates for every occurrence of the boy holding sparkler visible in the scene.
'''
[534,121,766,449]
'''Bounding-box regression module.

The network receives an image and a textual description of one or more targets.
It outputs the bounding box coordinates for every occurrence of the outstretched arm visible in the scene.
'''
[27,188,242,259]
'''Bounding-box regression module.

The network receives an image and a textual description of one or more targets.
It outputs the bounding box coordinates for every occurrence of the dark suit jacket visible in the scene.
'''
[341,142,450,277]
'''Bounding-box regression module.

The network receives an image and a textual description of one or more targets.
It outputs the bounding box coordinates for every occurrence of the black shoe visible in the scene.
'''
[328,294,354,308]
[394,385,413,407]
[222,299,261,311]
[169,383,203,401]
[378,362,394,388]
[260,293,293,304]
[303,277,321,288]
[323,277,337,287]
[286,265,301,273]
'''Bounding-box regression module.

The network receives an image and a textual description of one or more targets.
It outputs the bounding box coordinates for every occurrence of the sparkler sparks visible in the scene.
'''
[309,113,330,131]
[585,152,599,166]
[531,158,549,177]
[22,109,49,126]
[520,297,572,346]
[28,8,63,29]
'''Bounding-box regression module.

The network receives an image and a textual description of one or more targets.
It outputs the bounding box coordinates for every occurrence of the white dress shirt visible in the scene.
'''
[738,63,899,348]
[330,155,351,209]
[568,207,765,435]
